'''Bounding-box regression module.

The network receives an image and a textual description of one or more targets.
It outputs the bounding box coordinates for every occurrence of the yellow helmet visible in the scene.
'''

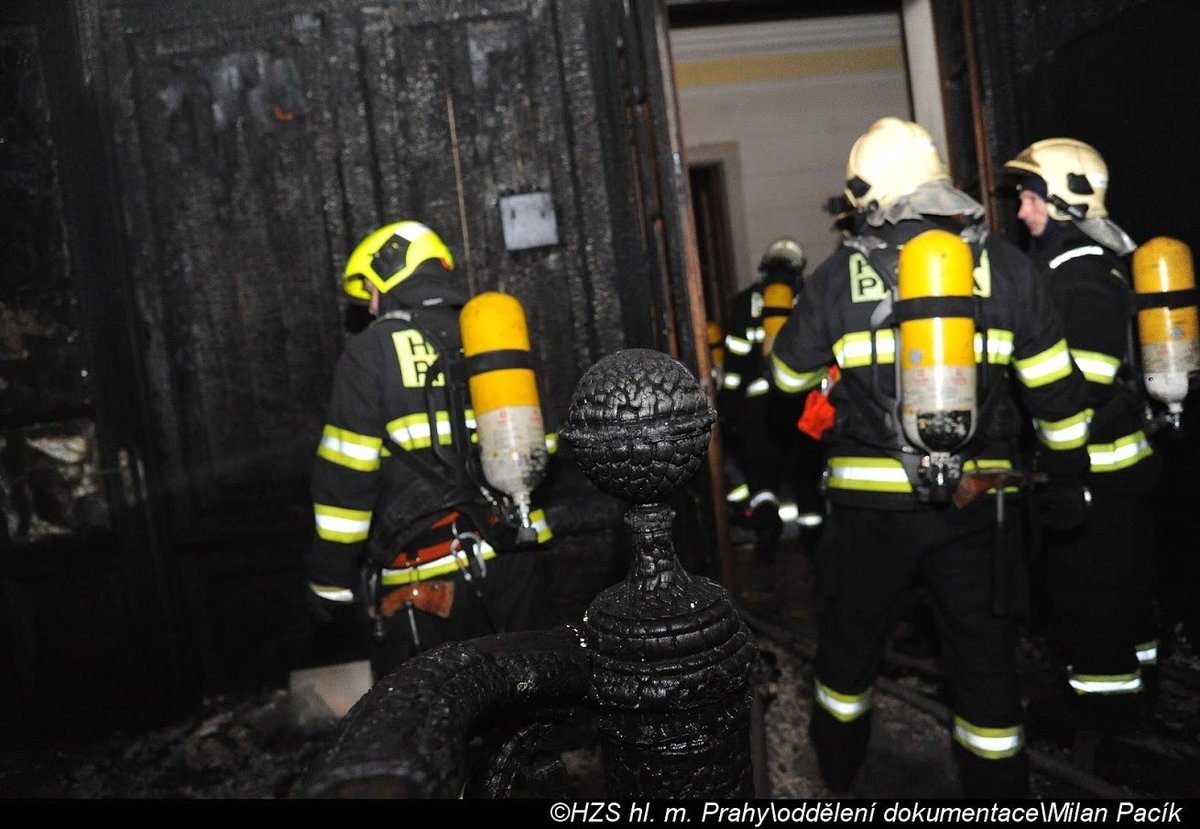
[343,221,454,301]
[1002,138,1111,221]
[759,237,806,273]
[844,117,948,211]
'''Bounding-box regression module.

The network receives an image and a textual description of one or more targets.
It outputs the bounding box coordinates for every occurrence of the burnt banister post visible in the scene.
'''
[561,347,756,798]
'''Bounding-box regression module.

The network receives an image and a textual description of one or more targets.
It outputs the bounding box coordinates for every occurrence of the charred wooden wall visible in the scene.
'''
[1,0,712,738]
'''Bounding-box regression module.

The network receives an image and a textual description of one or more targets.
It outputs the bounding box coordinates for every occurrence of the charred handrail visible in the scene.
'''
[304,347,756,799]
[301,626,590,798]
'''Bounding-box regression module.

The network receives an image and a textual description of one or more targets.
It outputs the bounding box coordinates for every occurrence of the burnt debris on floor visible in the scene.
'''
[2,531,1199,800]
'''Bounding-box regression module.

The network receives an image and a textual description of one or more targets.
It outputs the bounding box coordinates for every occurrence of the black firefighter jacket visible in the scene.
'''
[306,274,552,602]
[769,216,1092,511]
[1030,224,1159,493]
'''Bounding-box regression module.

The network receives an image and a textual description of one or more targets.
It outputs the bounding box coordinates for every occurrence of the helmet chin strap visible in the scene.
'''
[1047,194,1088,222]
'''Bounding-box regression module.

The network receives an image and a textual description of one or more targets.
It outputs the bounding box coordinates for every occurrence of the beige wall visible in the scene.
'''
[671,13,912,293]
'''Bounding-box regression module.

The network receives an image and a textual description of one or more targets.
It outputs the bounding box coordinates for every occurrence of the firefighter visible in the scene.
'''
[718,238,826,560]
[305,220,553,680]
[769,117,1091,798]
[1003,139,1162,731]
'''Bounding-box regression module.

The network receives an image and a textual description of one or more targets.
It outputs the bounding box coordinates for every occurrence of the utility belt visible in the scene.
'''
[378,510,497,588]
[364,511,497,637]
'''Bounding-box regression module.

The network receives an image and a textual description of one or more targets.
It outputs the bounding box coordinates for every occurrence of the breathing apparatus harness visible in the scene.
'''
[834,224,1007,505]
[360,306,525,644]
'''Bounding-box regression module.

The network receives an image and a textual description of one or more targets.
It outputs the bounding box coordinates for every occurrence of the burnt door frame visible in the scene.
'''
[0,0,187,738]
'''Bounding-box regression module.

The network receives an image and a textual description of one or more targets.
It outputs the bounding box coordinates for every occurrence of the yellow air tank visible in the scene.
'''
[1132,237,1199,427]
[761,282,794,354]
[460,292,549,541]
[897,229,977,456]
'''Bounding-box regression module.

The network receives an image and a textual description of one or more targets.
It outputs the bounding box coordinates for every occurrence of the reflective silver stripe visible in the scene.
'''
[828,457,912,493]
[1036,409,1091,449]
[725,336,753,356]
[953,717,1023,760]
[309,583,355,603]
[1015,339,1073,387]
[723,373,742,389]
[318,426,383,471]
[1089,430,1152,472]
[1049,245,1105,270]
[976,330,1014,363]
[771,354,824,392]
[381,543,499,586]
[727,484,750,503]
[749,326,765,343]
[1135,641,1158,665]
[314,504,373,543]
[777,502,798,522]
[315,512,371,536]
[1068,669,1142,695]
[814,681,871,722]
[796,512,824,527]
[1071,349,1120,384]
[319,430,381,464]
[749,489,779,509]
[835,331,895,368]
[745,377,770,397]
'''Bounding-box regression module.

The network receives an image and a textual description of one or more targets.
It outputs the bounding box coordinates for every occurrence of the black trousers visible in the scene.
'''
[367,549,548,681]
[1043,482,1158,717]
[728,392,824,517]
[809,500,1028,798]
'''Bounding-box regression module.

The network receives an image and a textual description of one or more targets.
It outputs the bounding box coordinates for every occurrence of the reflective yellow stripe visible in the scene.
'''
[727,484,750,503]
[381,544,499,585]
[529,508,554,543]
[380,510,551,584]
[387,410,477,450]
[835,329,1012,369]
[725,335,753,356]
[1036,409,1090,450]
[317,425,383,472]
[745,377,770,397]
[723,373,743,390]
[770,354,825,393]
[1015,339,1073,388]
[309,583,355,603]
[1071,348,1121,384]
[544,432,559,454]
[953,716,1024,760]
[834,330,895,369]
[1089,430,1152,472]
[1068,669,1142,696]
[828,456,912,493]
[314,503,372,543]
[814,680,872,723]
[961,458,1020,494]
[976,329,1014,364]
[1135,641,1158,665]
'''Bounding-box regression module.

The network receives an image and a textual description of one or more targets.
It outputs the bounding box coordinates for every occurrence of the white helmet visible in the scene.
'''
[759,237,806,273]
[1003,138,1135,254]
[844,117,948,211]
[1002,138,1111,221]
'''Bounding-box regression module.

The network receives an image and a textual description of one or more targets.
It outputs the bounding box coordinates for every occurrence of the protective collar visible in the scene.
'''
[862,179,986,227]
[1075,216,1136,256]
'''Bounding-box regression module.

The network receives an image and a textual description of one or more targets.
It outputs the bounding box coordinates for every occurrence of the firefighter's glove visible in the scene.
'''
[1035,479,1090,534]
[305,586,359,629]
